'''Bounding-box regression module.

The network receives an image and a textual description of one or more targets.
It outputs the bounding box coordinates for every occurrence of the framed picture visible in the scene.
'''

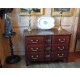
[51,8,74,16]
[18,8,43,15]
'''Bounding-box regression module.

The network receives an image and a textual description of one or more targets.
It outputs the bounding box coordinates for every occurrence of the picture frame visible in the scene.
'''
[51,8,74,16]
[18,8,43,15]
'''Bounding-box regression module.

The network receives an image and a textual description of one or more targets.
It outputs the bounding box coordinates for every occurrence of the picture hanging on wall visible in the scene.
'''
[51,8,74,16]
[18,8,43,15]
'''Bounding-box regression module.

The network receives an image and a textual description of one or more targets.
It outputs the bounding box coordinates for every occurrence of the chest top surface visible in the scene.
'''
[24,29,71,36]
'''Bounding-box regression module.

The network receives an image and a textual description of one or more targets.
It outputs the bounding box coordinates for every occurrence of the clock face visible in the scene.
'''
[38,16,55,30]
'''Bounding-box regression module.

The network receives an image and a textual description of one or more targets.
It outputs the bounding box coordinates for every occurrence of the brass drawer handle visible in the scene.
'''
[31,40,38,43]
[31,48,38,51]
[58,54,64,57]
[59,39,65,43]
[58,46,64,50]
[31,55,38,59]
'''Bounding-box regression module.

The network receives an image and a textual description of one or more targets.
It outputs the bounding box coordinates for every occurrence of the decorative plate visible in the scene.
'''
[37,16,55,30]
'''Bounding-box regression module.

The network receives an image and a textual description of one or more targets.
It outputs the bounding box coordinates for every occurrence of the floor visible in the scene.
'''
[4,52,80,68]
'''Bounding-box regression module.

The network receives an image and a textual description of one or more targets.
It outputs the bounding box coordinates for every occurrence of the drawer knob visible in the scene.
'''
[31,55,38,59]
[58,46,64,50]
[31,40,38,43]
[59,39,65,43]
[31,48,38,51]
[58,54,64,57]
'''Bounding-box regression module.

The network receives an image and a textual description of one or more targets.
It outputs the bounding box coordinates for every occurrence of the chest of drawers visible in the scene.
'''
[24,29,71,65]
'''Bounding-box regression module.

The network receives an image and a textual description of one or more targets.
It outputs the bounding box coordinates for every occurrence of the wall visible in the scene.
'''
[1,8,79,56]
[0,18,6,65]
[75,10,80,51]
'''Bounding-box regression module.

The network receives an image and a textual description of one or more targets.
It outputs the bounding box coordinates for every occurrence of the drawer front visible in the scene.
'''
[51,52,68,59]
[52,36,70,44]
[56,52,68,59]
[25,36,44,44]
[26,52,44,61]
[26,45,44,52]
[52,44,69,51]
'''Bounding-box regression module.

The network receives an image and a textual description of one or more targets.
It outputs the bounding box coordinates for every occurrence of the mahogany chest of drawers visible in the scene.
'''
[24,29,71,65]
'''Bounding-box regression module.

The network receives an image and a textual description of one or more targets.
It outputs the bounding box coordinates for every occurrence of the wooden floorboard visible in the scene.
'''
[3,52,80,68]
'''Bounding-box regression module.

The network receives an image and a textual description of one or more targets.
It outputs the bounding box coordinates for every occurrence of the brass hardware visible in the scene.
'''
[31,55,38,59]
[31,40,38,43]
[31,48,38,51]
[59,39,65,42]
[58,54,64,57]
[58,46,64,50]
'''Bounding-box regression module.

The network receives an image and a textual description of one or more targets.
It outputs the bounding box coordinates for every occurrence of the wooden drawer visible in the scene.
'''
[25,36,44,44]
[26,45,44,52]
[52,35,70,44]
[56,52,68,58]
[52,44,69,51]
[51,52,68,59]
[26,52,44,61]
